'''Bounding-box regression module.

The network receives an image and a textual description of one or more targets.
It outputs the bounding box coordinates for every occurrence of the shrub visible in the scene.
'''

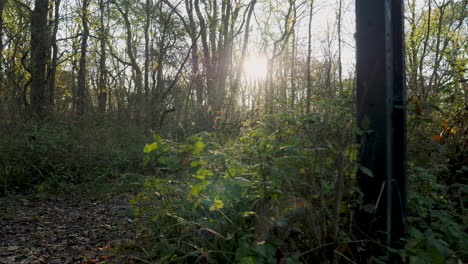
[0,117,146,195]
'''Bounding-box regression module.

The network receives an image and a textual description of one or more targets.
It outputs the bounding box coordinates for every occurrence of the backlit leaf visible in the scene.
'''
[210,199,224,210]
[359,166,374,178]
[144,142,159,153]
[193,141,206,155]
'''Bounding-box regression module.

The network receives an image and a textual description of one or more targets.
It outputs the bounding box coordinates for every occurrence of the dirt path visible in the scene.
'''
[0,194,139,264]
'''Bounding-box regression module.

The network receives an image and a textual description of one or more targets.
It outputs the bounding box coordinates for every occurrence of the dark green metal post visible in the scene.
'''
[355,0,407,254]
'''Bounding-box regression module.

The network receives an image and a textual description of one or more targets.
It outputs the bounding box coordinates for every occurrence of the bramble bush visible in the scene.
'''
[131,97,363,263]
[132,99,467,263]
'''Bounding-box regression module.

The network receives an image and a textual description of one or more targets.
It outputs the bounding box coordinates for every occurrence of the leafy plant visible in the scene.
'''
[0,118,146,195]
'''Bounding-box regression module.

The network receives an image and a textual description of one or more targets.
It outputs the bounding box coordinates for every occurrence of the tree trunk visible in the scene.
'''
[98,0,107,113]
[30,0,50,120]
[214,0,232,113]
[0,0,7,79]
[266,0,296,113]
[306,0,314,114]
[47,0,60,113]
[290,30,296,109]
[144,0,151,106]
[229,0,257,112]
[0,0,7,119]
[116,3,143,122]
[186,0,203,107]
[194,0,215,115]
[336,0,343,90]
[76,0,89,117]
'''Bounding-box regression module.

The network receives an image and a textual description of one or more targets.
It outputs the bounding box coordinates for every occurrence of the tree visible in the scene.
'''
[47,0,61,111]
[264,0,297,113]
[30,0,50,119]
[97,0,108,113]
[306,0,314,114]
[0,0,8,118]
[229,0,257,115]
[76,0,89,117]
[111,0,144,122]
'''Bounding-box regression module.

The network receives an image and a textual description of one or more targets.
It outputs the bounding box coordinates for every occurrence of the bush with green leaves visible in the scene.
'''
[0,117,146,195]
[132,101,360,263]
[398,166,468,264]
[132,96,467,263]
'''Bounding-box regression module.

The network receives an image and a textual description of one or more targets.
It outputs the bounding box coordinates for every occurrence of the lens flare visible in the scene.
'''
[243,56,268,80]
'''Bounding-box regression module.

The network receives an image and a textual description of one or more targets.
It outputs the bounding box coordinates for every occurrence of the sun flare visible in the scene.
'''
[243,56,268,80]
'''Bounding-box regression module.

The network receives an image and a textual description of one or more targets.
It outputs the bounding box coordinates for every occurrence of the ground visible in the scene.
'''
[0,193,140,264]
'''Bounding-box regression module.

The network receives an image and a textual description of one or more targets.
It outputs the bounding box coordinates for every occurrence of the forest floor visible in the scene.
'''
[0,192,141,264]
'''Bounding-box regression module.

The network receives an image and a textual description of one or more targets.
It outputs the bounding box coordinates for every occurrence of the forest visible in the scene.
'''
[0,0,467,263]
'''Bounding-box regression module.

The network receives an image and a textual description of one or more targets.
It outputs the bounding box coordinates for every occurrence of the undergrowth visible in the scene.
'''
[129,100,467,263]
[1,99,466,263]
[131,99,365,263]
[0,115,147,196]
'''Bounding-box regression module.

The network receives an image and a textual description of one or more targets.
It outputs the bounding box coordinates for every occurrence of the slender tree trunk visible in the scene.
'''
[194,0,215,117]
[306,0,314,114]
[290,30,296,109]
[406,0,418,92]
[71,37,78,113]
[144,0,151,100]
[214,0,231,113]
[281,46,288,108]
[0,0,7,78]
[186,0,203,107]
[115,3,143,122]
[98,0,107,113]
[48,0,60,113]
[76,0,89,117]
[229,0,257,112]
[333,3,345,251]
[428,1,448,95]
[266,0,296,113]
[153,37,165,129]
[0,0,7,119]
[418,0,431,98]
[30,0,50,120]
[266,48,275,114]
[337,0,343,90]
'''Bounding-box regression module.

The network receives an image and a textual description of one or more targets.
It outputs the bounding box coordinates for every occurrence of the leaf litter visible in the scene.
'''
[0,194,140,263]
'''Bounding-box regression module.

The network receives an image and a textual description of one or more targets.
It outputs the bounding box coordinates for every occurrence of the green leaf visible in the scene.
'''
[158,156,181,171]
[190,184,203,196]
[193,141,206,155]
[408,256,426,264]
[193,174,206,180]
[190,180,208,196]
[193,168,213,178]
[234,176,251,187]
[190,160,200,167]
[144,142,159,153]
[238,257,255,264]
[210,198,224,210]
[359,165,374,178]
[242,211,256,217]
[143,155,151,166]
[153,134,164,142]
[286,255,303,264]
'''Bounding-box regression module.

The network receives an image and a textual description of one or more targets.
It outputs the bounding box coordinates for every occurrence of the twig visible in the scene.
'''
[94,252,153,264]
[296,242,335,258]
[334,250,357,264]
[374,181,386,210]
